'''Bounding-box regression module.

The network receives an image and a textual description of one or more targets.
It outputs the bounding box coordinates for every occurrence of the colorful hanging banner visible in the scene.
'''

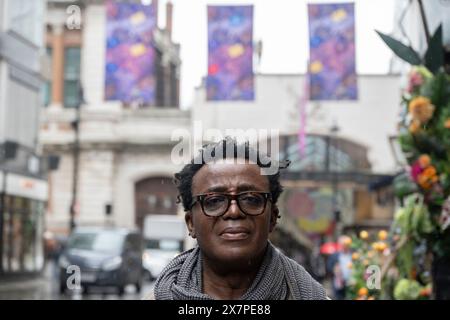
[105,1,156,104]
[207,5,254,101]
[308,3,357,100]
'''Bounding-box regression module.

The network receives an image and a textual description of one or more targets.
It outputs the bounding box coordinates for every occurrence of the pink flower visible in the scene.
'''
[410,162,423,182]
[440,197,450,231]
[407,70,424,93]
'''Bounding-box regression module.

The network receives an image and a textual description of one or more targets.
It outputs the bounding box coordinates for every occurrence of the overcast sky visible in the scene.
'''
[153,0,396,108]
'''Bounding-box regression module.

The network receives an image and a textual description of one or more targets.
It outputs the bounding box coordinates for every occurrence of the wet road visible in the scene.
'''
[0,264,155,300]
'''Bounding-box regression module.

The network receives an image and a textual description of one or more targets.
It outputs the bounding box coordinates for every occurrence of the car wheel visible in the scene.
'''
[81,285,90,295]
[135,281,142,294]
[59,282,66,295]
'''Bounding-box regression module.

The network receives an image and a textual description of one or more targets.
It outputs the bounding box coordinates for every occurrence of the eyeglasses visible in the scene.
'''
[190,191,272,217]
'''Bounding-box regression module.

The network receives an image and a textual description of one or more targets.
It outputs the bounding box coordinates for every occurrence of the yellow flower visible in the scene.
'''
[367,250,375,259]
[347,262,353,269]
[341,236,352,247]
[376,242,387,252]
[363,259,369,266]
[352,252,360,261]
[408,96,435,123]
[378,230,388,241]
[359,230,369,240]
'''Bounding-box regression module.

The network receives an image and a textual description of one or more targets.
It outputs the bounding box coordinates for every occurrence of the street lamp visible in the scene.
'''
[69,82,85,233]
[330,122,340,242]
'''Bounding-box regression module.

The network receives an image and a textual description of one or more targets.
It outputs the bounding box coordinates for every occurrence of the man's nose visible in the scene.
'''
[222,199,245,219]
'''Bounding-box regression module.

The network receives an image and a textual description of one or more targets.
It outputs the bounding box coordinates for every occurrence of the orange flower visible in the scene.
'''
[341,236,352,247]
[418,155,431,168]
[417,165,439,189]
[347,262,353,269]
[422,166,437,177]
[419,287,432,297]
[445,118,450,129]
[408,96,435,123]
[409,119,421,134]
[418,175,433,190]
[358,287,369,297]
[352,252,360,261]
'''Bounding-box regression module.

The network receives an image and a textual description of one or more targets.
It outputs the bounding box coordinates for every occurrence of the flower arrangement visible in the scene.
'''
[376,23,449,299]
[346,22,449,300]
[346,230,390,300]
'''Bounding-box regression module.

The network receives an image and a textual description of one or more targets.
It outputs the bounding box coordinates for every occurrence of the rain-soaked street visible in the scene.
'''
[0,263,155,300]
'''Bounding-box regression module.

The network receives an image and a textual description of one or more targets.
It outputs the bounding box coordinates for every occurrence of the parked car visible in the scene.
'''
[59,227,143,295]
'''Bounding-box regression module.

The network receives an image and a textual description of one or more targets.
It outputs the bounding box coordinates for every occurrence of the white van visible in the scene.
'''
[142,215,186,281]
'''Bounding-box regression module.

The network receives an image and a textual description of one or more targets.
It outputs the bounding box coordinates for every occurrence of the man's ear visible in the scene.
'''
[269,205,279,233]
[185,211,196,238]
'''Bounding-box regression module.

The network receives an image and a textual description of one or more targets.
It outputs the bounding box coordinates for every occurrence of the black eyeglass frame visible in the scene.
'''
[190,191,272,217]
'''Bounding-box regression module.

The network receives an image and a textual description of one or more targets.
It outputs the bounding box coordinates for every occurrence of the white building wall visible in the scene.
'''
[193,74,402,174]
[82,4,106,107]
[47,153,74,230]
[78,149,115,225]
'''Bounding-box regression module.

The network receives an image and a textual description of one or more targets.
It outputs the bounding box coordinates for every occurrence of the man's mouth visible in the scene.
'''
[219,227,250,240]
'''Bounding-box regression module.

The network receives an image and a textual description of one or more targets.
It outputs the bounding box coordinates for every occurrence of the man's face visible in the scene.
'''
[186,161,278,266]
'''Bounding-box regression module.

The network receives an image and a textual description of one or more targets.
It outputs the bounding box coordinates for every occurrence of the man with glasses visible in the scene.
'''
[153,138,328,300]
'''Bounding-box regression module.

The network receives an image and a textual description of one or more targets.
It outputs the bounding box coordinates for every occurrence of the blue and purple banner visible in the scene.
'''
[207,6,254,101]
[308,3,357,100]
[105,1,156,104]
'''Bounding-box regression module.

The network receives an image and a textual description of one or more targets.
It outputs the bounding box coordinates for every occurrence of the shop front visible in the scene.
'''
[0,171,47,276]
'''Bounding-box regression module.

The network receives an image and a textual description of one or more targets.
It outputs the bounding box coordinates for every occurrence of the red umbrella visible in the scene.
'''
[320,242,343,255]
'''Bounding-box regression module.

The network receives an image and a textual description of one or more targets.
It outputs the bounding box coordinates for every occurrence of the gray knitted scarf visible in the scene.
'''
[154,242,327,300]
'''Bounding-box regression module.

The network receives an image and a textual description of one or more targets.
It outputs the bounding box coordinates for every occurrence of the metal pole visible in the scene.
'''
[69,84,83,233]
[330,123,340,242]
[0,170,6,274]
[417,0,431,45]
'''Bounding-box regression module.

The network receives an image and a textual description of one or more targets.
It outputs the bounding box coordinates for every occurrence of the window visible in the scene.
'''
[64,47,81,108]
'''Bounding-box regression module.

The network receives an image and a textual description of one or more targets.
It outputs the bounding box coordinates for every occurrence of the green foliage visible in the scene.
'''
[393,279,421,300]
[375,31,422,65]
[424,25,443,74]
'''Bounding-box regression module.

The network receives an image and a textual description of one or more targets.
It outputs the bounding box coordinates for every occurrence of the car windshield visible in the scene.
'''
[68,231,125,254]
[145,239,181,252]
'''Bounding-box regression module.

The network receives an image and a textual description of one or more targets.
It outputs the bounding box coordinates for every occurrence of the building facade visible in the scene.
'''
[40,0,188,238]
[0,0,48,276]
